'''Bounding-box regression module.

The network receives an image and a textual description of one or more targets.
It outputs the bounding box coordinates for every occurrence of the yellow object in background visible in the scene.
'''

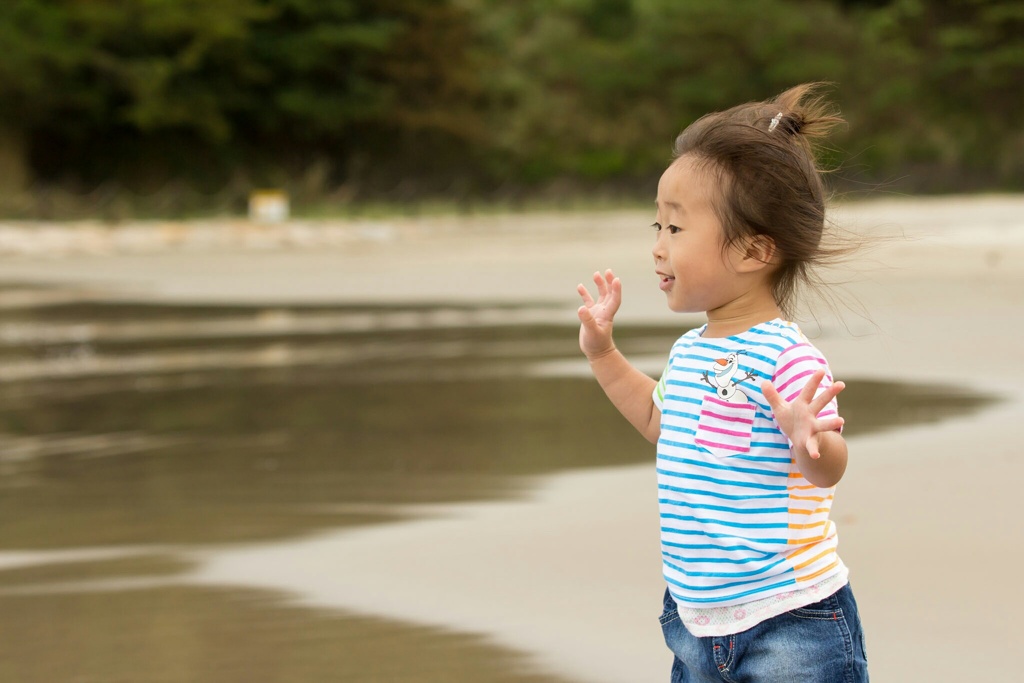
[249,190,290,223]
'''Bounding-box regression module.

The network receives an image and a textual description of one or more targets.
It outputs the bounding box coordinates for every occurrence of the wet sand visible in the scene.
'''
[1,195,1022,681]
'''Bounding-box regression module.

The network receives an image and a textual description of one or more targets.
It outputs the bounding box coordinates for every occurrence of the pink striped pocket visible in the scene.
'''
[695,395,755,458]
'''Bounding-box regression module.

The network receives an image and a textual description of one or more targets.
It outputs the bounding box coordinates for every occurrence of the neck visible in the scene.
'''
[703,288,783,338]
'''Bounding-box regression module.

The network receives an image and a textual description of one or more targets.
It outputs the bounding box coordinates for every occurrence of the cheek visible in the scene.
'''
[669,245,690,266]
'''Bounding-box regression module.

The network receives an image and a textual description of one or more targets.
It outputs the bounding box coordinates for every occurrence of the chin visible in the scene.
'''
[667,303,698,314]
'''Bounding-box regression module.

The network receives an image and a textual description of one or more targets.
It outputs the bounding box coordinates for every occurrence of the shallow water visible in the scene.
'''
[0,586,576,683]
[0,290,997,681]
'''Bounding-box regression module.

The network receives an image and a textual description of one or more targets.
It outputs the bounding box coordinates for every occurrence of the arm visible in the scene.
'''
[762,369,848,488]
[799,429,848,488]
[578,270,661,444]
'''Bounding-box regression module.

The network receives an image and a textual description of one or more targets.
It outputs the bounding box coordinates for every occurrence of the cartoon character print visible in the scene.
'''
[700,352,758,403]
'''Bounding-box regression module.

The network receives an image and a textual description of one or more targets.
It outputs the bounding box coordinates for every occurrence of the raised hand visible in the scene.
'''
[577,269,621,360]
[762,369,845,460]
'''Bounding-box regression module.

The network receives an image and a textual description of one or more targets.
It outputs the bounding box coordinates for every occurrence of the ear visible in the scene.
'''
[729,234,777,273]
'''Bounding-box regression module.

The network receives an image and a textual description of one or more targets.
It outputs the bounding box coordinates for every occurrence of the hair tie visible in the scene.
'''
[768,112,784,132]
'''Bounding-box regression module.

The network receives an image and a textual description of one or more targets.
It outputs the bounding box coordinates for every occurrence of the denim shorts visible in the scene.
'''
[658,583,869,682]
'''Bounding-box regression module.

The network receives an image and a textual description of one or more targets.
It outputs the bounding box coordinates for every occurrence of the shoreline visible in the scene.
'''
[0,196,1021,681]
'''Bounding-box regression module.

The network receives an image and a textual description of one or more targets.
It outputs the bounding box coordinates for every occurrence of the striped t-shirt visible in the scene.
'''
[652,318,846,610]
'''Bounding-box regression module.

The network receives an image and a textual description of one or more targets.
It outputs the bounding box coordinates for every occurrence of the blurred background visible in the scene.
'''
[1,0,1023,219]
[0,1,1022,682]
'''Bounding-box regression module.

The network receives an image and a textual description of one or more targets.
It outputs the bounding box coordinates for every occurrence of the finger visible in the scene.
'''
[604,277,623,316]
[798,369,826,403]
[577,283,595,307]
[814,416,845,434]
[604,269,616,287]
[809,380,844,415]
[593,271,608,299]
[804,433,821,459]
[761,379,783,412]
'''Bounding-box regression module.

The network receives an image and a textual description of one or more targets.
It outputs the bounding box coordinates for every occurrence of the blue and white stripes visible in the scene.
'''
[652,319,845,608]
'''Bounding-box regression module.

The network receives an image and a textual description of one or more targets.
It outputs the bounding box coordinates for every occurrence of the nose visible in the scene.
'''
[652,229,667,262]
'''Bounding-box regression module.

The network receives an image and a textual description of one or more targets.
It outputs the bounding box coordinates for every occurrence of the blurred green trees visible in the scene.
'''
[0,0,486,203]
[0,0,1021,213]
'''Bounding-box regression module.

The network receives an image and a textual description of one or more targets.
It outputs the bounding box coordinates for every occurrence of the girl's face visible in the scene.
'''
[652,156,752,315]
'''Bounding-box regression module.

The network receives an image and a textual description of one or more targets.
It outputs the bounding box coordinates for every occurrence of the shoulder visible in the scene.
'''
[771,324,834,383]
[748,319,805,349]
[668,326,703,356]
[733,320,805,364]
[774,322,829,358]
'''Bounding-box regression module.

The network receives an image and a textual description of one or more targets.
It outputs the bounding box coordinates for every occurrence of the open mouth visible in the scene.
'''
[659,275,675,291]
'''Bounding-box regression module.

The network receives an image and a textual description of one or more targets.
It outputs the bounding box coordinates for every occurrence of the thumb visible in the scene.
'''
[578,305,597,329]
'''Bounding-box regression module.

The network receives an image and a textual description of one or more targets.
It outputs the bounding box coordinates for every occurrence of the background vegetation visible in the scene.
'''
[1,0,1022,217]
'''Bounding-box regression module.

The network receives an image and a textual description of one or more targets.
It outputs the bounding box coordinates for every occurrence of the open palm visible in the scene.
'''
[577,269,621,359]
[762,369,845,460]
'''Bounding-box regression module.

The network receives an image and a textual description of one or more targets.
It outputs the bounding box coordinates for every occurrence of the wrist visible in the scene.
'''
[585,344,618,363]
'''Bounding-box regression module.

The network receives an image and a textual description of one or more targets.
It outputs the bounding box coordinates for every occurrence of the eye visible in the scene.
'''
[651,222,682,234]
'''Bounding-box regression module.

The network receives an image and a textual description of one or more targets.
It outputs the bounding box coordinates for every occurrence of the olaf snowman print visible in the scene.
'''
[701,352,757,403]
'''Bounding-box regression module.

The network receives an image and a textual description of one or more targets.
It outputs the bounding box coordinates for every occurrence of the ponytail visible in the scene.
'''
[671,83,850,317]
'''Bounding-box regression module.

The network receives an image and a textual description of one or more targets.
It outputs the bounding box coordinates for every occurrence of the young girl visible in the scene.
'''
[576,84,869,682]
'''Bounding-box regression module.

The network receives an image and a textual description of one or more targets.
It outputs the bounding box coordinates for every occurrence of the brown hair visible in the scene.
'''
[672,83,847,317]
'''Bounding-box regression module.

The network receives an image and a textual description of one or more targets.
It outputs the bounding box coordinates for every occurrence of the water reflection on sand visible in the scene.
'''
[0,586,575,683]
[0,291,996,682]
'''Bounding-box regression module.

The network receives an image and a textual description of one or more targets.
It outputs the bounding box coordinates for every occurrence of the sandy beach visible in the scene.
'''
[1,195,1022,681]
